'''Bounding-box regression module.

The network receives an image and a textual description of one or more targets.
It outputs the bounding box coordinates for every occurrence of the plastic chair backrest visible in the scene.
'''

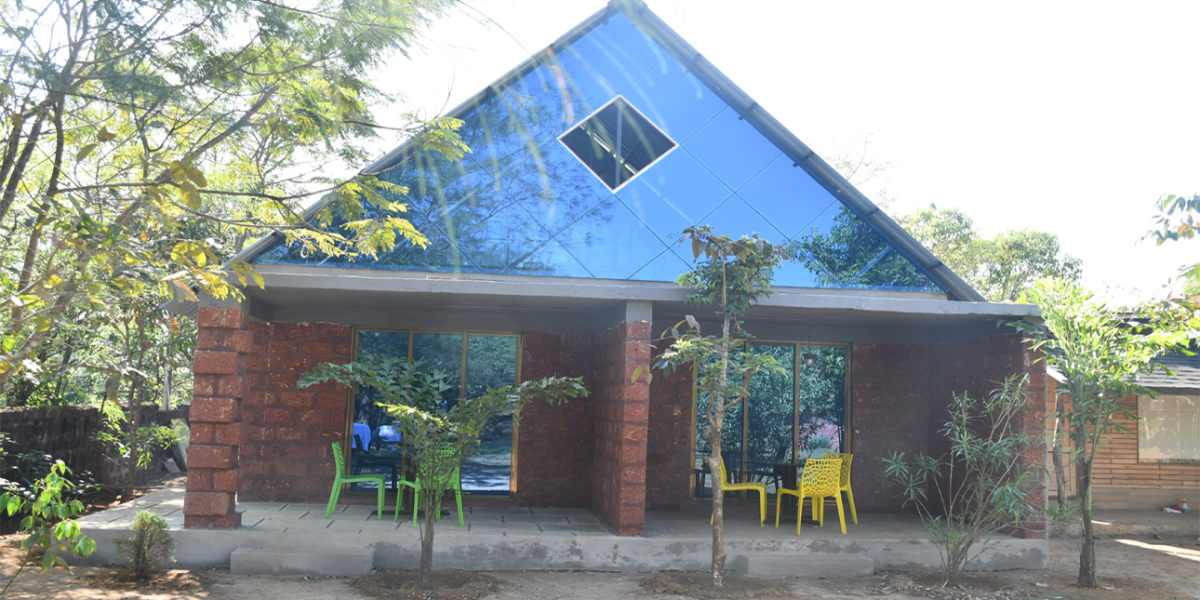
[718,457,732,484]
[798,458,840,496]
[331,442,346,477]
[823,451,853,488]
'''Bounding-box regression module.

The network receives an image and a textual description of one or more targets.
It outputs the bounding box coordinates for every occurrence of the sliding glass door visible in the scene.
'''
[694,342,848,496]
[349,330,519,494]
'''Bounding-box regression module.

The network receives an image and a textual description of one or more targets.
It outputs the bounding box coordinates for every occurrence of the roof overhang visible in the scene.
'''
[167,265,1038,344]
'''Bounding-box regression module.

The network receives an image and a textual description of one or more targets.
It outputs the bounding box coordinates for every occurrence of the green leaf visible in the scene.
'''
[182,163,207,188]
[0,82,13,95]
[75,144,97,160]
[97,127,117,142]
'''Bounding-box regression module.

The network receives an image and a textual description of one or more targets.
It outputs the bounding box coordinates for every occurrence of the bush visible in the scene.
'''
[883,375,1047,586]
[0,461,96,595]
[116,510,175,577]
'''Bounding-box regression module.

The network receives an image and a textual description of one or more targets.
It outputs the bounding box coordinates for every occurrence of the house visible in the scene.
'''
[170,0,1045,537]
[1049,350,1200,510]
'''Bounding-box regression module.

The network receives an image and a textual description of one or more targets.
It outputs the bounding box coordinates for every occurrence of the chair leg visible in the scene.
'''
[376,485,385,521]
[412,482,421,528]
[796,497,804,536]
[815,497,824,527]
[834,494,847,534]
[757,490,766,526]
[326,480,342,518]
[846,485,858,524]
[454,487,464,527]
[774,493,783,529]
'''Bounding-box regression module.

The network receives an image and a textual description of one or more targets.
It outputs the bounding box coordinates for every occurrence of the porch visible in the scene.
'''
[77,489,1048,573]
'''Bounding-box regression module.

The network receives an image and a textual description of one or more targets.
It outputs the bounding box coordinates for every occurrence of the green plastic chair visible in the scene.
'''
[326,441,385,519]
[394,445,464,527]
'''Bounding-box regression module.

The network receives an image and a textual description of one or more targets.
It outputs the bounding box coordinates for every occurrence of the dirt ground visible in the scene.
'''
[1,535,1196,600]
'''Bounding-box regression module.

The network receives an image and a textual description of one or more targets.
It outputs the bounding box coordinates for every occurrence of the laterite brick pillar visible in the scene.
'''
[589,308,652,536]
[184,307,251,528]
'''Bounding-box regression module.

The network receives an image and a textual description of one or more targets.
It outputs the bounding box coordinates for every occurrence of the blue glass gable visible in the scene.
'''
[255,13,942,293]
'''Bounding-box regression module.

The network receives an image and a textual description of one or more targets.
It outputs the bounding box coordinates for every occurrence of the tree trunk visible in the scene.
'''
[1077,457,1097,587]
[419,488,436,588]
[708,427,725,588]
[121,384,144,502]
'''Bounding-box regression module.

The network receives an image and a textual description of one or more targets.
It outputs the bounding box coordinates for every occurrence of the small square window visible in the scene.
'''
[559,96,676,190]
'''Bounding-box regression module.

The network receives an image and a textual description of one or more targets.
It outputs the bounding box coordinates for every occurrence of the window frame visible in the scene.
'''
[557,95,678,193]
[1137,392,1200,465]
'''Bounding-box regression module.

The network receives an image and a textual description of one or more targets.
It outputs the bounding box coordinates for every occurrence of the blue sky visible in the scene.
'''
[360,0,1199,304]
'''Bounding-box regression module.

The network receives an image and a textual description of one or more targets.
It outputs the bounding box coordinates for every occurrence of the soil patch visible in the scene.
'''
[353,569,505,600]
[82,567,209,593]
[641,572,794,598]
[813,569,1192,600]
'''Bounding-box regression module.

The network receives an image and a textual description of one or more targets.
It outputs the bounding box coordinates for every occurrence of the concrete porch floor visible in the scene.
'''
[76,489,1048,573]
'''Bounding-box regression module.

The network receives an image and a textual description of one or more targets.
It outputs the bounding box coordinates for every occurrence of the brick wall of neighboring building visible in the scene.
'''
[515,332,595,508]
[849,342,932,512]
[239,322,352,503]
[645,354,694,510]
[588,321,651,536]
[1053,383,1200,509]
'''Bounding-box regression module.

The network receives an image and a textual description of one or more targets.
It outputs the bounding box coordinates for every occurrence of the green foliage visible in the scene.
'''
[0,433,102,503]
[1011,278,1184,587]
[299,357,587,588]
[899,204,1083,302]
[95,403,179,470]
[0,0,458,395]
[883,375,1047,586]
[1143,194,1200,327]
[651,225,788,588]
[0,461,96,595]
[116,510,176,578]
[298,356,454,412]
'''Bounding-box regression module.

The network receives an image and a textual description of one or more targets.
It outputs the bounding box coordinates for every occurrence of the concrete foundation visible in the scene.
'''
[732,553,875,578]
[230,547,374,576]
[77,490,1048,574]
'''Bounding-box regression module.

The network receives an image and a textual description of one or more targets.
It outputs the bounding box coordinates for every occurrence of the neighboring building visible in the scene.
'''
[170,0,1045,535]
[1049,350,1200,510]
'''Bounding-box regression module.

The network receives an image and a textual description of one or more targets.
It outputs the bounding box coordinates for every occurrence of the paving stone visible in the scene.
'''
[503,514,567,524]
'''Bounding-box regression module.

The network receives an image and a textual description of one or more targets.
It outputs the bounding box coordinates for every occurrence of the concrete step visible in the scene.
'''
[230,547,373,576]
[732,553,874,578]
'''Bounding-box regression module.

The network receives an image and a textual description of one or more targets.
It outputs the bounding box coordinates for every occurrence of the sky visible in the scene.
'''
[358,0,1200,305]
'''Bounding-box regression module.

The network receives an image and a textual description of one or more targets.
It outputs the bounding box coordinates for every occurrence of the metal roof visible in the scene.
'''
[230,0,987,302]
[1139,350,1200,393]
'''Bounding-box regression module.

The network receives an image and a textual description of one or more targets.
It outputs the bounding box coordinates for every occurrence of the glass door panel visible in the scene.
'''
[349,331,410,491]
[462,335,519,492]
[412,333,465,409]
[796,346,847,457]
[747,344,795,492]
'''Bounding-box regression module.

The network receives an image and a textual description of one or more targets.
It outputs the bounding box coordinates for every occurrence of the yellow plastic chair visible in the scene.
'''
[326,442,385,519]
[395,445,464,527]
[774,458,845,535]
[709,457,767,526]
[823,451,858,525]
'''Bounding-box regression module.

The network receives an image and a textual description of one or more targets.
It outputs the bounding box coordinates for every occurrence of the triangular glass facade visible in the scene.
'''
[255,13,943,293]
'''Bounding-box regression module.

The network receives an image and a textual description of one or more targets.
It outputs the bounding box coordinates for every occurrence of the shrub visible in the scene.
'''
[883,375,1047,586]
[0,462,96,596]
[116,510,175,578]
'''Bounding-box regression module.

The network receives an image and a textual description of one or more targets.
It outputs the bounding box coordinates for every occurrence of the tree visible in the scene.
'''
[884,375,1047,586]
[1144,194,1200,328]
[0,0,466,395]
[299,358,587,589]
[899,205,1082,302]
[644,226,787,588]
[1011,278,1181,587]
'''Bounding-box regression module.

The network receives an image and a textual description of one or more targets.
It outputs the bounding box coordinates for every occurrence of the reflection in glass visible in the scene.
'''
[793,206,943,292]
[412,333,463,408]
[348,331,520,493]
[463,336,519,491]
[254,7,946,292]
[1138,394,1200,462]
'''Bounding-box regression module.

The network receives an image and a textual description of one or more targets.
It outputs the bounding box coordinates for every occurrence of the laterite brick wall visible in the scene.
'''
[516,332,595,507]
[645,354,693,510]
[239,322,352,503]
[588,321,651,535]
